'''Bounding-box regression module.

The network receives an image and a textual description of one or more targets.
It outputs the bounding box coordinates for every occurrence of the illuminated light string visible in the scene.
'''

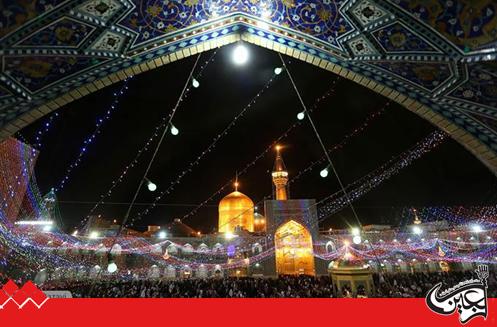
[207,131,449,254]
[174,101,394,247]
[77,50,220,231]
[55,76,134,192]
[317,131,448,221]
[0,131,454,272]
[0,140,38,216]
[180,77,343,221]
[30,112,61,149]
[5,206,497,275]
[125,69,284,228]
[289,103,389,185]
[411,206,497,228]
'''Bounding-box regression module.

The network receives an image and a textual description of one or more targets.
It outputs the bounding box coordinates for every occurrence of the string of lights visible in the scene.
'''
[180,77,342,221]
[77,50,220,231]
[32,112,61,149]
[125,69,284,228]
[317,131,448,221]
[55,76,134,192]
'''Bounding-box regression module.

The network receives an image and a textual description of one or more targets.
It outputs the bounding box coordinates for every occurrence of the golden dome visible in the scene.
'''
[218,191,254,233]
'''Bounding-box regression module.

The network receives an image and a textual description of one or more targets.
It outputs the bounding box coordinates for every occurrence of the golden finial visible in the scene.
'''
[234,172,239,192]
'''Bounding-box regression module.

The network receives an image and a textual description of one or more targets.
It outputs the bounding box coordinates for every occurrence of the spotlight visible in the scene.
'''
[89,231,99,239]
[471,224,483,233]
[351,227,360,236]
[412,226,422,235]
[320,167,329,178]
[352,235,362,244]
[297,111,305,120]
[170,124,179,136]
[274,67,283,75]
[107,261,118,273]
[147,180,157,192]
[192,78,200,88]
[158,231,167,239]
[72,230,78,236]
[232,44,249,65]
[42,225,52,232]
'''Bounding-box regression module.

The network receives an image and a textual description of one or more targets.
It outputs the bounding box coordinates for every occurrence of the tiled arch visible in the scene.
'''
[0,1,496,172]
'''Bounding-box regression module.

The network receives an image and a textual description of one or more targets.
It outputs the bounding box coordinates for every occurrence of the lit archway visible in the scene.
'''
[0,2,496,172]
[274,220,315,276]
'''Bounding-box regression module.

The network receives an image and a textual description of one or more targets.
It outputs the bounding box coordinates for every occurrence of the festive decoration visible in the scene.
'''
[55,77,134,192]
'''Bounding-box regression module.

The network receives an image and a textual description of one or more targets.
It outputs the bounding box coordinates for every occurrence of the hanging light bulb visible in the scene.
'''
[233,44,249,65]
[274,67,283,75]
[297,111,305,120]
[320,167,329,178]
[147,180,157,192]
[170,124,179,136]
[192,78,200,88]
[107,261,118,273]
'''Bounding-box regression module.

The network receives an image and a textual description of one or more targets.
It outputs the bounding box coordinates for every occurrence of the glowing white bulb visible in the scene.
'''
[471,224,483,233]
[89,231,99,239]
[43,225,52,232]
[352,235,362,244]
[297,111,305,120]
[107,262,118,273]
[170,124,179,136]
[158,231,167,239]
[351,227,360,236]
[192,78,200,88]
[320,167,329,178]
[147,181,157,192]
[412,226,422,235]
[72,230,78,236]
[233,44,249,65]
[274,67,283,75]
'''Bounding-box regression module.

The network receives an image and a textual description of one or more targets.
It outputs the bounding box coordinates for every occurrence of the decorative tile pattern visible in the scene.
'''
[351,0,389,26]
[17,17,94,48]
[76,0,124,22]
[89,31,126,52]
[449,62,497,109]
[370,61,452,91]
[348,36,378,56]
[0,0,65,39]
[119,0,353,49]
[372,22,438,53]
[0,0,496,168]
[393,0,497,51]
[4,56,108,92]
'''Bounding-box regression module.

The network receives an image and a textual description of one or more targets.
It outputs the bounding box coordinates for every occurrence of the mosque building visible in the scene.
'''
[66,146,464,281]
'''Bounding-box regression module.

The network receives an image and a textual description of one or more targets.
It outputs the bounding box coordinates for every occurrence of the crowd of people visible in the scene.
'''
[39,270,497,298]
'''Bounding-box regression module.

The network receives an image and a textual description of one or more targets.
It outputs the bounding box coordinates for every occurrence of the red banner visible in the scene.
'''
[0,298,495,326]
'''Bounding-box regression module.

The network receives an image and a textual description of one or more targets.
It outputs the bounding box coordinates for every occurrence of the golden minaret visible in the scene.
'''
[272,145,289,200]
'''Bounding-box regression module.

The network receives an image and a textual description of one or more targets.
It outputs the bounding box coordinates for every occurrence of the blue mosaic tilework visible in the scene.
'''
[0,0,67,39]
[369,61,452,92]
[4,56,108,92]
[119,0,353,49]
[449,62,497,110]
[393,0,497,51]
[372,22,439,53]
[17,17,94,47]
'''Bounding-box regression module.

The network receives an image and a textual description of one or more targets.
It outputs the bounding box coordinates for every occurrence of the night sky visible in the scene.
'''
[19,43,497,232]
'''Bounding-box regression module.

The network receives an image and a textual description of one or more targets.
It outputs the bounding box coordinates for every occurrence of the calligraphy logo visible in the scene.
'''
[425,265,489,324]
[0,280,48,309]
